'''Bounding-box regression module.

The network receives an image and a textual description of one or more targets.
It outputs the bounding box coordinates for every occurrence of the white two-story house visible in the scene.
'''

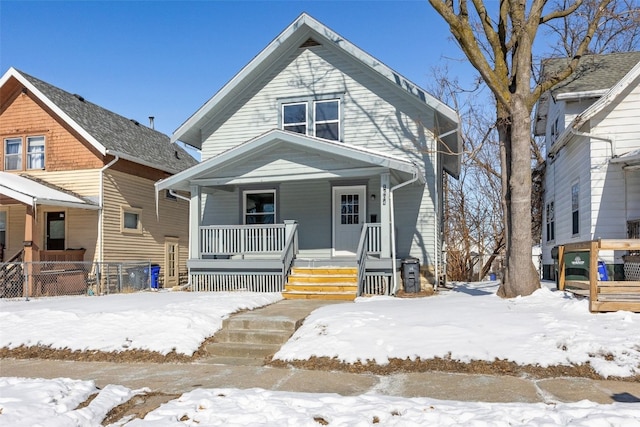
[535,52,640,281]
[156,13,461,299]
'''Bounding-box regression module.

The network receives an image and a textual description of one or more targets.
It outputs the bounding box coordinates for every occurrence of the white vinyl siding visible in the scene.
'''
[197,45,440,264]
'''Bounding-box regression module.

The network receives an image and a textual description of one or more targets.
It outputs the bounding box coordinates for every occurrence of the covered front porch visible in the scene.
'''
[156,130,425,297]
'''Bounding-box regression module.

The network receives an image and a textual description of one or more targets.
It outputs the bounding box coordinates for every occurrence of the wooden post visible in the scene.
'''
[23,205,40,297]
[589,240,599,312]
[558,245,566,290]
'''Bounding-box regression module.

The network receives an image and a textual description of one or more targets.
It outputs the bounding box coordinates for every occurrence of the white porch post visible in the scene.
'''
[189,185,201,259]
[380,173,391,258]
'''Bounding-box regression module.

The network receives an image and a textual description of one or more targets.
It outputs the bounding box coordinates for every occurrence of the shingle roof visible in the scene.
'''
[16,69,197,174]
[543,51,640,96]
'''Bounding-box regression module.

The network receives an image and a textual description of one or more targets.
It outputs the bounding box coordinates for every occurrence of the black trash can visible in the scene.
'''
[401,257,420,293]
[127,266,149,290]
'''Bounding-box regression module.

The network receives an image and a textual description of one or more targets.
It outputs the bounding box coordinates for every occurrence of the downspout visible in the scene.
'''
[389,164,420,294]
[569,128,616,158]
[99,155,119,267]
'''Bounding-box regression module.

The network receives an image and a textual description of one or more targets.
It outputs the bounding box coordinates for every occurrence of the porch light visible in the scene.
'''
[371,194,376,201]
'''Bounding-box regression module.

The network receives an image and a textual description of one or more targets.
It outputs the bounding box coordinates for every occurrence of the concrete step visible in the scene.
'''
[214,329,293,345]
[224,316,301,331]
[205,342,281,359]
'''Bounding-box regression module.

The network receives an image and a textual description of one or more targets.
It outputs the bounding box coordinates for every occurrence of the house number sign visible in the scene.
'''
[382,184,387,206]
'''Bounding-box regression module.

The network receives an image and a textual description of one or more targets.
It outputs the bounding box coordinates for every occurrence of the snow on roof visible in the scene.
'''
[0,172,99,210]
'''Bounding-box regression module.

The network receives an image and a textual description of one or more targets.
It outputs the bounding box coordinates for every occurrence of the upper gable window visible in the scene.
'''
[3,135,45,171]
[283,103,307,134]
[281,98,341,142]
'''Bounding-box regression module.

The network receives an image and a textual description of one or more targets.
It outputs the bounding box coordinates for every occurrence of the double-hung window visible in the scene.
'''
[27,136,45,169]
[243,190,276,224]
[281,98,341,141]
[546,201,555,242]
[3,135,46,171]
[283,103,307,135]
[4,138,22,171]
[314,100,339,140]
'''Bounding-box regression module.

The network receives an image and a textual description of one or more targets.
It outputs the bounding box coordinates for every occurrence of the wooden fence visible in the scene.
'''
[557,239,640,313]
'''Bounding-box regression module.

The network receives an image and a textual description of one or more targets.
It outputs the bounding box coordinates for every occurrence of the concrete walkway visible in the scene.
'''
[3,358,640,404]
[2,299,639,405]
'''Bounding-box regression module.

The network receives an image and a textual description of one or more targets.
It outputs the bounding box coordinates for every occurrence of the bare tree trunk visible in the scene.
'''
[497,94,540,297]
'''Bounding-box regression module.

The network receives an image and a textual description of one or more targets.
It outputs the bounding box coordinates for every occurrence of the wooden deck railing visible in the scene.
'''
[200,225,286,256]
[558,239,640,313]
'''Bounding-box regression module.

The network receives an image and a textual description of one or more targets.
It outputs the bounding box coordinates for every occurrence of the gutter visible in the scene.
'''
[99,155,120,266]
[389,163,420,294]
[106,149,181,175]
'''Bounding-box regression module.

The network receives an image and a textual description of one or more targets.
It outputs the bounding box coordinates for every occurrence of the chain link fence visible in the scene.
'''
[0,261,157,299]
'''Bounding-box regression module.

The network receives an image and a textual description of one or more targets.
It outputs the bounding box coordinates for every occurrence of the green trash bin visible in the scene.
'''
[564,251,590,281]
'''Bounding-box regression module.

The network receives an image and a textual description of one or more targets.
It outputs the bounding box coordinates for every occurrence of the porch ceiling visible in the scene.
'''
[156,130,423,192]
[0,172,99,210]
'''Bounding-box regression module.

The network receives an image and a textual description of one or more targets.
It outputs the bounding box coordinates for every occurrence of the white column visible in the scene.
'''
[380,173,391,258]
[189,185,201,259]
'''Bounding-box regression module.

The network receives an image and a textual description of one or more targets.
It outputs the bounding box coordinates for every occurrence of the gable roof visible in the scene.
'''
[548,58,640,157]
[156,129,424,192]
[171,13,460,159]
[0,68,197,174]
[534,52,640,135]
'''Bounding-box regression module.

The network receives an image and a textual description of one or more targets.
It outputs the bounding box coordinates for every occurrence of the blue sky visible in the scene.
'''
[1,1,473,154]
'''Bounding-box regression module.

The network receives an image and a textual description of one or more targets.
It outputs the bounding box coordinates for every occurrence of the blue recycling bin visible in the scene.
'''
[597,261,609,281]
[144,264,161,289]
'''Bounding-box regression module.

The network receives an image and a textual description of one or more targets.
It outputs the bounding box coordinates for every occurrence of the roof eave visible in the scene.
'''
[171,13,458,146]
[1,68,107,156]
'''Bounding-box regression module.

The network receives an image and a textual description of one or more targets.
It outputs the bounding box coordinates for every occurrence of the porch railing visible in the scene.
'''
[200,224,286,256]
[280,222,299,284]
[356,224,371,296]
[366,223,382,255]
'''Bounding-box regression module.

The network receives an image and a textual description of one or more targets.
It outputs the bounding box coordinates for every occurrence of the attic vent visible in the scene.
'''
[130,119,140,126]
[300,38,321,48]
[73,94,85,102]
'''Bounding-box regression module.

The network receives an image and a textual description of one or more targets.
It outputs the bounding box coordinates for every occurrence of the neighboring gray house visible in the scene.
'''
[156,13,461,298]
[535,52,640,280]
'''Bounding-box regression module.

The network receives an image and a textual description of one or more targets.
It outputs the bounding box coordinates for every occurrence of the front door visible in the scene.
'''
[46,211,65,250]
[332,185,365,256]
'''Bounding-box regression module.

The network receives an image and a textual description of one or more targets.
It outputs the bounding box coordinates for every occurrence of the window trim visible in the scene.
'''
[27,136,46,170]
[313,99,340,141]
[279,95,344,142]
[4,137,23,171]
[242,189,277,225]
[571,181,579,236]
[545,200,555,242]
[121,206,143,234]
[3,135,46,171]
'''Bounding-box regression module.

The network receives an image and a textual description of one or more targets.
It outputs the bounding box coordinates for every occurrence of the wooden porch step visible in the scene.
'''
[284,266,358,300]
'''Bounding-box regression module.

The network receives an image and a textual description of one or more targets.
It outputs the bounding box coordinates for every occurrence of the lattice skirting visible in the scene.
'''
[624,262,640,281]
[190,272,283,292]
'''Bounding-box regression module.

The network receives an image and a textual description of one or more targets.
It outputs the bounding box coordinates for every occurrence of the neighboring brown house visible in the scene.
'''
[0,67,197,289]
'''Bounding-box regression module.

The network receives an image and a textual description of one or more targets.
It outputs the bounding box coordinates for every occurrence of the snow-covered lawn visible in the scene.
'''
[2,281,637,378]
[2,377,639,426]
[1,281,639,425]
